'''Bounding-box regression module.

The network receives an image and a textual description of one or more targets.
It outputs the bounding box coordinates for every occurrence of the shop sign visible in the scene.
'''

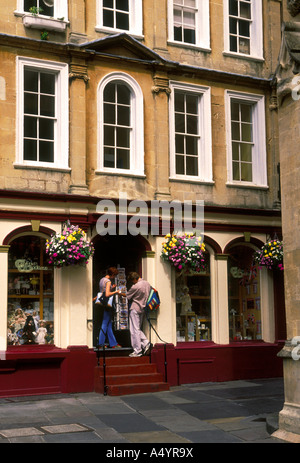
[15,259,49,273]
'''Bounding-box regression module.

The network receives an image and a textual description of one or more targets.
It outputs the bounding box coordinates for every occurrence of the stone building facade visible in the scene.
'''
[0,1,286,396]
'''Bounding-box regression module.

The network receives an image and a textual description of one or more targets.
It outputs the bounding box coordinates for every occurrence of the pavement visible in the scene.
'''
[0,378,288,447]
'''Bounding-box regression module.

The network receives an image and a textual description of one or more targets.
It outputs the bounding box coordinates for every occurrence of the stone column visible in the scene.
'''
[0,246,10,356]
[274,15,300,442]
[152,72,172,201]
[68,59,89,195]
[214,254,230,345]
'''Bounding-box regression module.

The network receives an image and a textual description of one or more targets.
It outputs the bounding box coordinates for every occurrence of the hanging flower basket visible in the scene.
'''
[161,233,206,273]
[45,221,94,268]
[253,239,284,271]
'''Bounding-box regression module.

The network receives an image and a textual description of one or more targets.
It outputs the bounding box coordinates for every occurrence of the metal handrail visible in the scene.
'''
[145,311,169,383]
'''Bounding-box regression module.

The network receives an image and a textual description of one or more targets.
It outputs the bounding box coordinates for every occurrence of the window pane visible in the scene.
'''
[24,139,37,161]
[230,35,237,52]
[104,83,116,102]
[231,122,240,140]
[24,93,38,115]
[104,126,115,146]
[239,38,250,54]
[116,127,130,148]
[241,162,252,181]
[186,156,198,176]
[229,17,237,34]
[187,115,198,134]
[116,0,129,11]
[175,92,185,112]
[116,12,129,30]
[176,154,185,175]
[39,140,54,163]
[241,123,252,142]
[186,136,197,155]
[40,95,55,117]
[104,103,116,124]
[117,84,130,105]
[24,116,37,138]
[24,70,38,92]
[103,9,114,27]
[40,0,54,16]
[39,118,54,140]
[240,143,252,162]
[186,94,198,114]
[117,149,130,169]
[40,73,55,95]
[104,147,115,167]
[184,28,195,44]
[232,161,240,180]
[103,0,113,7]
[175,134,184,154]
[118,105,130,126]
[174,26,182,41]
[241,104,252,122]
[229,0,238,16]
[232,142,239,161]
[24,0,37,12]
[240,2,251,19]
[239,19,250,37]
[231,102,239,121]
[175,113,185,133]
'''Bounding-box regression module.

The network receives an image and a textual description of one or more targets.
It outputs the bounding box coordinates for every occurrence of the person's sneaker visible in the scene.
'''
[129,351,143,357]
[143,343,152,356]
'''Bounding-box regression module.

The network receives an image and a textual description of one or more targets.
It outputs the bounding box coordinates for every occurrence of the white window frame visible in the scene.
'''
[97,72,144,177]
[96,0,143,38]
[16,57,69,170]
[168,0,210,51]
[225,90,268,188]
[223,0,263,60]
[15,0,68,20]
[169,81,213,183]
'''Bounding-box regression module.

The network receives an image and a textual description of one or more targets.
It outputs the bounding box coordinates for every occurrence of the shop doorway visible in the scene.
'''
[92,234,149,347]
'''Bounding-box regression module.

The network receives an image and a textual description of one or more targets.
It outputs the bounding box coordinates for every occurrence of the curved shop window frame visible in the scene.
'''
[5,228,55,347]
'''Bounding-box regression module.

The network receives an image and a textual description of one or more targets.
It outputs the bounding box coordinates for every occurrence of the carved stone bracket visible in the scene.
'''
[69,63,89,83]
[152,74,171,95]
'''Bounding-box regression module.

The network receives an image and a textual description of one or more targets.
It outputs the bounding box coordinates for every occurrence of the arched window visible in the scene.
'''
[7,235,54,346]
[228,244,261,341]
[98,73,144,176]
[176,250,211,342]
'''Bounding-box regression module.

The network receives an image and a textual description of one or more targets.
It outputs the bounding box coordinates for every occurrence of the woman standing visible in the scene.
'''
[98,267,121,348]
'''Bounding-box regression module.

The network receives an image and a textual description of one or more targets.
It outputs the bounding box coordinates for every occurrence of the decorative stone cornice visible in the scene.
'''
[69,63,89,83]
[152,74,171,95]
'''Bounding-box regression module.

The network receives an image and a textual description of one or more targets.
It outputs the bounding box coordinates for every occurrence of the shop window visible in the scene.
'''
[228,245,261,341]
[7,236,54,346]
[176,252,211,342]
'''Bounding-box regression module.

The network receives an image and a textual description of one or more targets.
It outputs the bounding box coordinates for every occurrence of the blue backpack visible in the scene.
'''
[146,287,160,312]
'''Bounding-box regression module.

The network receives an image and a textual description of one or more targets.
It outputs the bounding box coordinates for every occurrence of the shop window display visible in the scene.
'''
[228,245,261,341]
[176,252,211,342]
[7,235,54,345]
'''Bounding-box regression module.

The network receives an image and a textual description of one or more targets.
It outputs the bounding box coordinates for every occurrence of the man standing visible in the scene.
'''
[126,272,151,357]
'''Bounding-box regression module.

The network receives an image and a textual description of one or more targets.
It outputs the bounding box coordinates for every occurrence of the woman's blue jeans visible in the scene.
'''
[98,309,117,347]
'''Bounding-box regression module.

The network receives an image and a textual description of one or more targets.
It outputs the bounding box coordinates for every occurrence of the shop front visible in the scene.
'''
[0,208,285,397]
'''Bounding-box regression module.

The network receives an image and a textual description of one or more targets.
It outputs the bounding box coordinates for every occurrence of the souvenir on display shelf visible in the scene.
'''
[7,236,54,346]
[114,266,129,331]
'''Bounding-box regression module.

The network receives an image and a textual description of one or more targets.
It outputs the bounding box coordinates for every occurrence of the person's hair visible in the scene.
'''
[107,267,119,277]
[127,271,140,282]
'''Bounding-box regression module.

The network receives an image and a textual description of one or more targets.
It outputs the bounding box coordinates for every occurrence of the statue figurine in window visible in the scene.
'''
[22,315,37,344]
[36,320,47,345]
[180,286,192,315]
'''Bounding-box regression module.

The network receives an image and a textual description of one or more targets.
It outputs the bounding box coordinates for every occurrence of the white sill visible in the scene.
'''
[226,181,269,190]
[167,40,211,53]
[22,14,68,32]
[95,170,146,179]
[169,177,215,185]
[14,163,71,173]
[95,26,144,41]
[223,51,265,63]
